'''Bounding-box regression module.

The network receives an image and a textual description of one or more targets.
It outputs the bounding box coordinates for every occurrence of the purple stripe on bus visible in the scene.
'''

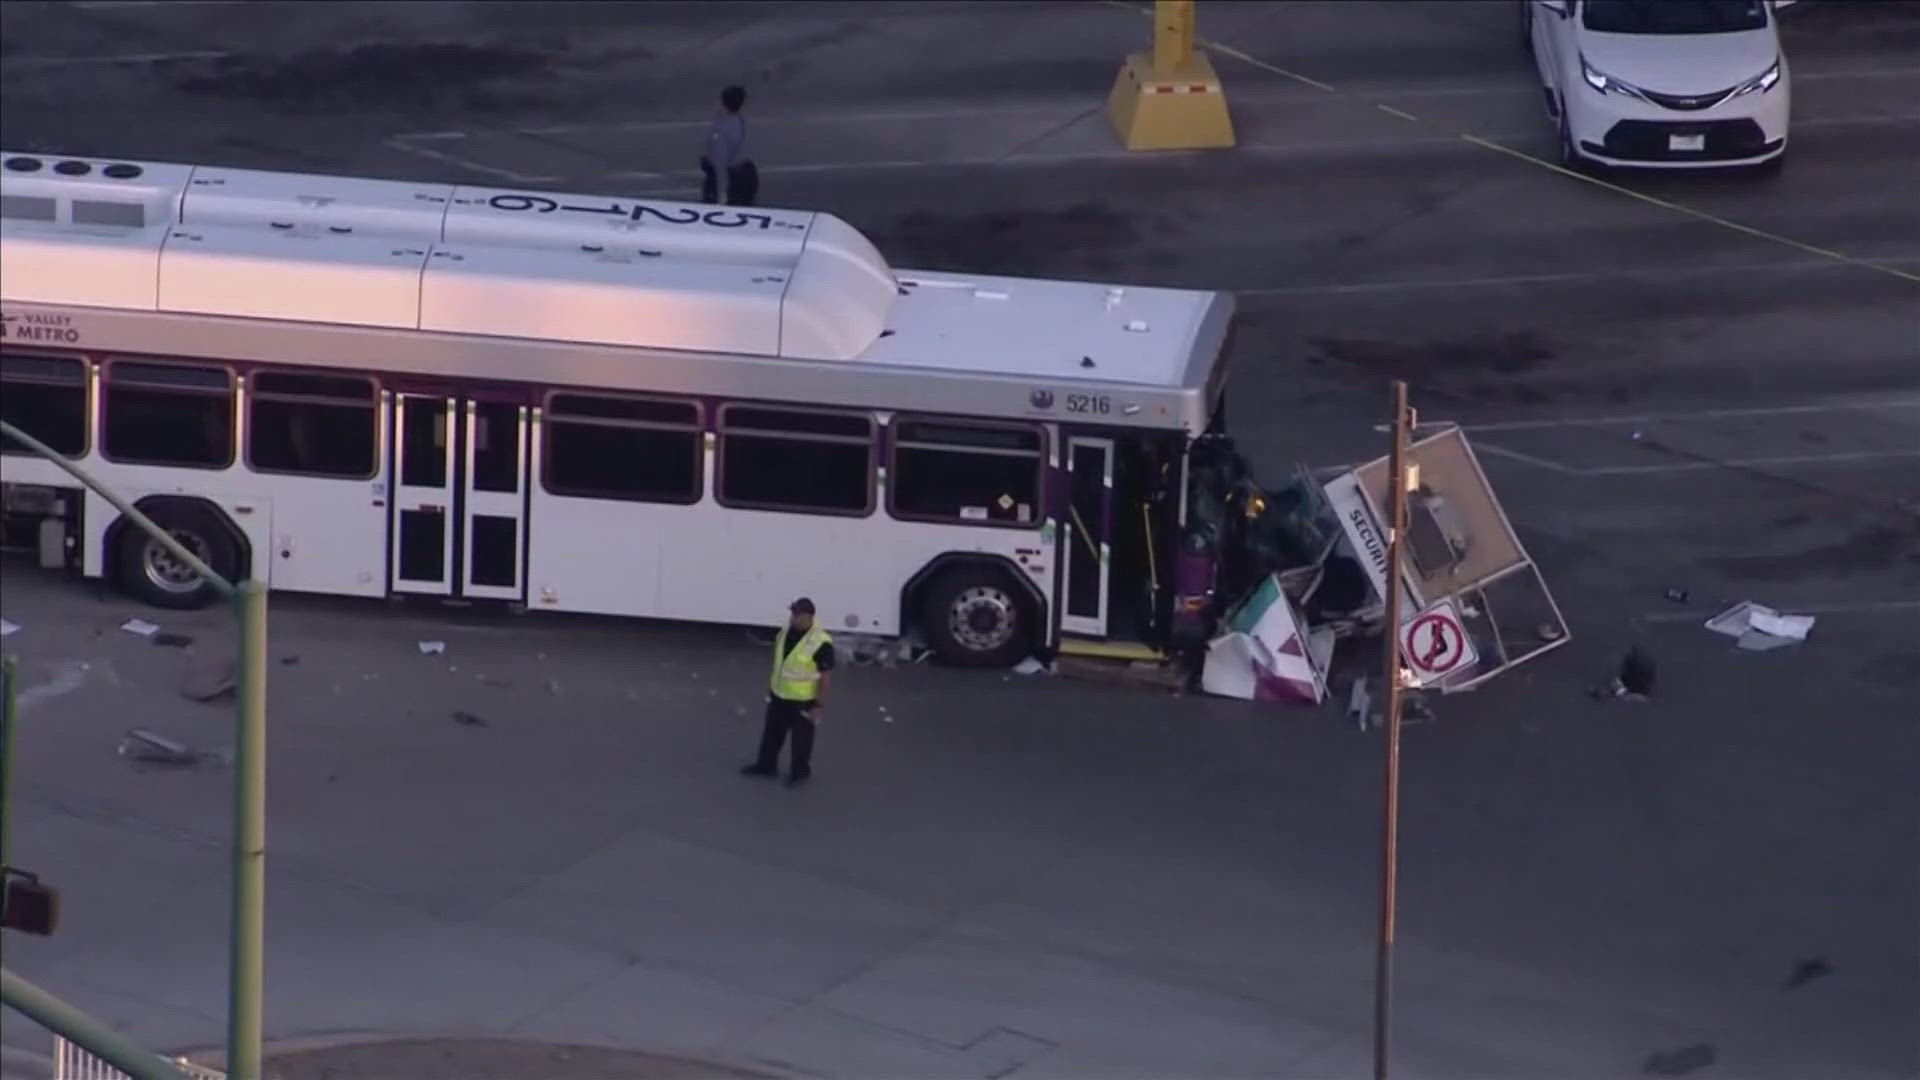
[1045,458,1070,520]
[1173,549,1214,597]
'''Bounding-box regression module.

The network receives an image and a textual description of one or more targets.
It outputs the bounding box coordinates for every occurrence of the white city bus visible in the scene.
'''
[0,152,1240,667]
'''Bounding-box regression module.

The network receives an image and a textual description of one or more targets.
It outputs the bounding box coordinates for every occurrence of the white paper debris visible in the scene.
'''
[1347,678,1372,731]
[1749,610,1814,641]
[1200,634,1258,700]
[121,618,161,637]
[1736,632,1798,653]
[1012,657,1051,676]
[417,640,446,655]
[0,619,19,637]
[1705,602,1816,650]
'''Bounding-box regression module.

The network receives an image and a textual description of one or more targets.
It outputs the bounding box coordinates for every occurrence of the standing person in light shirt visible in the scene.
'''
[700,84,759,207]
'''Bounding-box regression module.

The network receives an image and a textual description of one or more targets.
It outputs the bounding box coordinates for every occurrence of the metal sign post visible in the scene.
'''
[1372,381,1413,1080]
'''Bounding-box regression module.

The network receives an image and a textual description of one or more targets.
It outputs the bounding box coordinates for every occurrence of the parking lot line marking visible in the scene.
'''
[1637,598,1920,624]
[71,1,248,7]
[384,139,557,185]
[1579,449,1920,477]
[1389,402,1920,434]
[1465,442,1584,475]
[1243,256,1920,297]
[1453,401,1920,434]
[1102,1,1920,288]
[391,106,1095,144]
[3,50,232,68]
[1458,135,1920,285]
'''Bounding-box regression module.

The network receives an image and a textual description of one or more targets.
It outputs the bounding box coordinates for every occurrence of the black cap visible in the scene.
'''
[789,597,815,614]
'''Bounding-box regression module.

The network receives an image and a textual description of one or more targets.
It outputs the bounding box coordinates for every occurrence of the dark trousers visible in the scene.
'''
[700,159,760,207]
[753,697,815,777]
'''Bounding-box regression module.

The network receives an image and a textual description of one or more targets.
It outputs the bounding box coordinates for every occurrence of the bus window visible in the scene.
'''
[246,371,378,479]
[543,392,702,505]
[890,419,1044,527]
[102,360,233,469]
[0,352,88,458]
[717,404,873,516]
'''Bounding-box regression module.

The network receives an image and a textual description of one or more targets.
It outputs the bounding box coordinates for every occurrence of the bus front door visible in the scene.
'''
[389,393,530,603]
[1061,436,1114,637]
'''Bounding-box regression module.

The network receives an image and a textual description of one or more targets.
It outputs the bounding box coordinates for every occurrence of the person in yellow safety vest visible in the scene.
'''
[741,597,835,787]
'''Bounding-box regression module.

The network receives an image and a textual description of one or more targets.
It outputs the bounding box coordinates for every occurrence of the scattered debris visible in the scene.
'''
[118,728,227,768]
[121,618,161,637]
[418,640,446,655]
[544,678,561,694]
[0,618,19,637]
[450,710,486,727]
[1664,588,1689,603]
[1620,645,1656,696]
[152,631,195,648]
[1347,678,1371,732]
[1593,646,1658,702]
[180,655,237,703]
[1202,574,1328,705]
[1011,657,1052,676]
[280,654,301,666]
[1643,1042,1715,1076]
[1784,957,1831,989]
[1706,601,1815,652]
[843,633,927,668]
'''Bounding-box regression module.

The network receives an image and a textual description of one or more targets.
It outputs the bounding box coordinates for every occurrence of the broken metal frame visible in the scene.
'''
[1343,423,1572,693]
[0,419,265,1080]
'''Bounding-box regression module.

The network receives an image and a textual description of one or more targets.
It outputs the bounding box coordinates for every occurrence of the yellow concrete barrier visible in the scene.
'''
[1106,1,1235,151]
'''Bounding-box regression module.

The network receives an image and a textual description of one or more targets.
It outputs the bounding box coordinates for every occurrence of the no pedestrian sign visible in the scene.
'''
[1398,599,1478,687]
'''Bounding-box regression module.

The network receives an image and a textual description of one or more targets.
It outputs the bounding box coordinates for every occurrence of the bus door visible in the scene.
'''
[1060,436,1114,637]
[389,393,530,603]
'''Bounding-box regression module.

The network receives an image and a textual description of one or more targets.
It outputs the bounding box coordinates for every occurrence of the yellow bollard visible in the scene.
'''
[1106,0,1236,151]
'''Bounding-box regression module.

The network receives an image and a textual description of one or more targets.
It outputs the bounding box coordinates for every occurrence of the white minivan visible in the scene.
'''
[1523,0,1790,171]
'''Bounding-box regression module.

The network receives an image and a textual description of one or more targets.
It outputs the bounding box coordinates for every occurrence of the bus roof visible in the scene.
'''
[0,152,1232,432]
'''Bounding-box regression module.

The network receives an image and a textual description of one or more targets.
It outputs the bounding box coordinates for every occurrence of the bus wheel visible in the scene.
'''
[115,503,238,611]
[922,568,1033,669]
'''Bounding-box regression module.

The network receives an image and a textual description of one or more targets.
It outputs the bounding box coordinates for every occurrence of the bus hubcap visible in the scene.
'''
[949,585,1016,653]
[143,530,212,595]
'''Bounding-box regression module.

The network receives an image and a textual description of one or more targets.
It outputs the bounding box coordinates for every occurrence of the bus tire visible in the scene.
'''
[114,501,240,611]
[921,567,1034,669]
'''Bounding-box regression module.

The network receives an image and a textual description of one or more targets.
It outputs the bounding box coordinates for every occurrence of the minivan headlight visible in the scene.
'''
[1580,54,1644,99]
[1735,57,1783,96]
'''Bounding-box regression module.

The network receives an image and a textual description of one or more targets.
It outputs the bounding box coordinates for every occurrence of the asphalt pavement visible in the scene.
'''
[2,2,1916,1078]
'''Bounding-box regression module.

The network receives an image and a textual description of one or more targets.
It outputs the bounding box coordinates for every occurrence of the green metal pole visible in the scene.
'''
[226,580,268,1080]
[1,968,193,1080]
[1,654,15,875]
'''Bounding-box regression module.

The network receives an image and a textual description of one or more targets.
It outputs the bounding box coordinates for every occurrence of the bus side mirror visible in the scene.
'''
[2,871,60,936]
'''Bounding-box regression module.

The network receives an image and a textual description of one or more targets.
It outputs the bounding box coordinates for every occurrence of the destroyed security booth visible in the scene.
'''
[1199,425,1571,705]
[1344,426,1571,692]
